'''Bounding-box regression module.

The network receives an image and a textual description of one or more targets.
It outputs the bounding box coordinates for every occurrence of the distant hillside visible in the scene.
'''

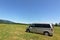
[0,19,29,25]
[0,19,15,24]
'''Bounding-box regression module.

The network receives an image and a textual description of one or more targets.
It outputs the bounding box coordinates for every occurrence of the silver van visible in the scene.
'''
[26,23,53,36]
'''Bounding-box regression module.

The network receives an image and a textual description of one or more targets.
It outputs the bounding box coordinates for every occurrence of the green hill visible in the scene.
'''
[0,19,15,24]
[0,19,28,25]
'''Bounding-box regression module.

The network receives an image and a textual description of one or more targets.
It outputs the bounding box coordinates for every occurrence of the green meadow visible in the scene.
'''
[0,24,60,40]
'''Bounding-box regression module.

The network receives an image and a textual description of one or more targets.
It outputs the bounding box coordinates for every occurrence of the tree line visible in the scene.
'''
[54,23,60,26]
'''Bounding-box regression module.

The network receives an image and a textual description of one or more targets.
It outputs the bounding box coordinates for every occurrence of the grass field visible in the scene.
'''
[0,24,60,40]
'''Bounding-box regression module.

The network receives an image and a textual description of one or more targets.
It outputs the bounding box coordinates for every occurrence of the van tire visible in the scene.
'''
[43,31,49,36]
[26,29,30,32]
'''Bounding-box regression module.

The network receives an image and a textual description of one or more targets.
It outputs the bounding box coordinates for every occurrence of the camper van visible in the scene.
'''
[26,23,53,36]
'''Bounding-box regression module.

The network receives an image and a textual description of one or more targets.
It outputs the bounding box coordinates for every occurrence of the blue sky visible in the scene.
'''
[0,0,60,23]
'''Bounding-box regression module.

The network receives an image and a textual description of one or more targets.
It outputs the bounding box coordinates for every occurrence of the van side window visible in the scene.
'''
[30,24,35,27]
[34,24,42,27]
[42,24,51,28]
[34,24,51,28]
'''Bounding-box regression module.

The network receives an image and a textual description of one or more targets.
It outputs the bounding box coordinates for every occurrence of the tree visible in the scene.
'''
[54,23,58,26]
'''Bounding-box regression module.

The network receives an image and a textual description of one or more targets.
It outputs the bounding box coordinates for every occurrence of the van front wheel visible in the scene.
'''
[26,29,30,32]
[44,32,49,36]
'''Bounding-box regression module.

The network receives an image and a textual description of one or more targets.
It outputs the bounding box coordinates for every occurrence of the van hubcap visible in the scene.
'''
[45,33,49,36]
